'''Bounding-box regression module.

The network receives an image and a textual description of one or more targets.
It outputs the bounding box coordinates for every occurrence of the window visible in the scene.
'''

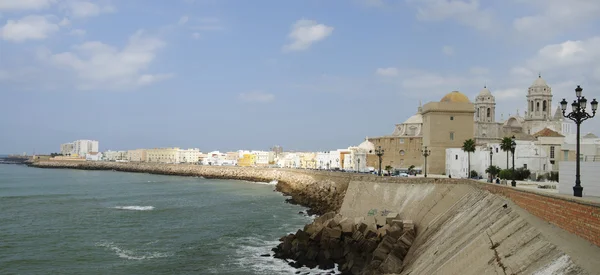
[543,100,547,112]
[450,116,454,120]
[550,146,555,159]
[486,108,490,118]
[450,132,455,141]
[496,148,499,153]
[524,164,527,169]
[563,151,568,161]
[455,155,458,160]
[536,102,540,111]
[530,101,534,112]
[400,138,405,144]
[400,150,405,156]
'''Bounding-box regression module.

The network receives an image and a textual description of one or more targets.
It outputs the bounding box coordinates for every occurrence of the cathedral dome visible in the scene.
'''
[440,91,470,103]
[531,75,549,87]
[358,138,375,152]
[478,86,491,97]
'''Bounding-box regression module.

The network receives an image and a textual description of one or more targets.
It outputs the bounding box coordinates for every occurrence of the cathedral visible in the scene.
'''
[365,75,574,174]
[474,74,574,144]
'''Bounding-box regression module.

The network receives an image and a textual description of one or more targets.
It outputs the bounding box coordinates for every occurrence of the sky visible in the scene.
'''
[1,0,600,154]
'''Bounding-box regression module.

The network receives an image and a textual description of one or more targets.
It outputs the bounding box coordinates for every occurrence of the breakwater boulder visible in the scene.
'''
[272,211,415,274]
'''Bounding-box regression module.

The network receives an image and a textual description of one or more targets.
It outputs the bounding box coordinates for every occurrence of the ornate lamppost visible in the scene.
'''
[560,85,598,197]
[371,146,384,176]
[511,136,517,187]
[421,146,430,178]
[357,158,361,173]
[489,147,493,183]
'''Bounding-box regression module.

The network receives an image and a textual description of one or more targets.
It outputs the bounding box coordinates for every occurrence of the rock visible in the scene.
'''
[356,222,369,233]
[325,227,342,240]
[386,224,404,239]
[372,246,389,261]
[385,213,401,225]
[261,253,270,257]
[375,215,387,227]
[310,227,325,241]
[364,216,376,227]
[402,220,415,233]
[397,231,415,249]
[364,228,378,239]
[315,212,336,225]
[390,219,403,228]
[390,244,409,260]
[379,254,404,274]
[354,217,365,225]
[327,218,340,229]
[377,224,390,238]
[339,218,354,234]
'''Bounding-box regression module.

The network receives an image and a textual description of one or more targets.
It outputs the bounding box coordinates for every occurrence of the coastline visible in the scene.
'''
[28,161,353,216]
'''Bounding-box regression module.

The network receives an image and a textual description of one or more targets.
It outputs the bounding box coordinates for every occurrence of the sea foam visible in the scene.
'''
[113,206,155,211]
[96,241,171,260]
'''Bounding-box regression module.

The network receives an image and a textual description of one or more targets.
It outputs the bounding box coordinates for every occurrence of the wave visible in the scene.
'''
[113,206,155,211]
[254,180,278,186]
[232,236,339,274]
[96,241,171,260]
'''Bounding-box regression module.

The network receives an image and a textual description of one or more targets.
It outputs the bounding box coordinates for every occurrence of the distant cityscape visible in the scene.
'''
[13,76,600,183]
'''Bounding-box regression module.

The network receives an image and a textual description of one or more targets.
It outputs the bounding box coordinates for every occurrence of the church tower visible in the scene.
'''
[475,86,495,123]
[526,74,553,121]
[474,86,501,144]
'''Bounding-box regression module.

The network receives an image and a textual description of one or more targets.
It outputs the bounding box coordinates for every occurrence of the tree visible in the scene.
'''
[485,165,501,179]
[500,137,513,170]
[384,165,393,175]
[462,139,476,178]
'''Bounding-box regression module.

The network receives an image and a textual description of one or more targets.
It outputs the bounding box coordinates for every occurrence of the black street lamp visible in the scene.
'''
[489,147,493,183]
[370,146,384,176]
[357,158,361,173]
[511,136,517,187]
[421,146,430,178]
[560,85,598,197]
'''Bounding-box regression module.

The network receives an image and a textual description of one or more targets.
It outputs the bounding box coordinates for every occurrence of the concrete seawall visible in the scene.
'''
[30,161,600,274]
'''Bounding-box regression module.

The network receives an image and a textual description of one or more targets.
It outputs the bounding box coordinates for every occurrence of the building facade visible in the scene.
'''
[127,149,147,162]
[146,148,179,163]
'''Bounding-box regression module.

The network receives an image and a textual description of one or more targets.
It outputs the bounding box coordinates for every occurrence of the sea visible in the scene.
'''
[0,164,330,275]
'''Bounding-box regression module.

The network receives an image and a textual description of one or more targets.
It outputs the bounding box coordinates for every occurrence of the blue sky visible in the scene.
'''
[1,0,600,154]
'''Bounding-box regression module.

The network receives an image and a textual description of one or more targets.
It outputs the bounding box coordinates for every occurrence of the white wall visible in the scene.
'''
[558,161,600,197]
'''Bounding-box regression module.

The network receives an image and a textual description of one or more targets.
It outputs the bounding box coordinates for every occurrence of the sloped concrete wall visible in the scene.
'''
[340,181,600,275]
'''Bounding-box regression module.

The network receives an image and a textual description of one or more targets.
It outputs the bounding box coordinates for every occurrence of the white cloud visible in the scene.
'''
[43,30,170,90]
[513,0,600,38]
[0,15,60,42]
[238,91,275,103]
[409,0,494,31]
[191,32,200,39]
[58,17,70,26]
[0,0,55,11]
[282,19,334,52]
[442,45,454,56]
[137,73,174,86]
[69,28,86,36]
[178,15,189,25]
[189,17,224,31]
[375,67,400,77]
[65,0,115,18]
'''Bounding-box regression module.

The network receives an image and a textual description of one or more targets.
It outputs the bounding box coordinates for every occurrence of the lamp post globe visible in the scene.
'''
[561,85,598,197]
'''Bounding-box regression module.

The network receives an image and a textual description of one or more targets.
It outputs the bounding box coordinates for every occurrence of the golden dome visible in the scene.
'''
[440,91,470,103]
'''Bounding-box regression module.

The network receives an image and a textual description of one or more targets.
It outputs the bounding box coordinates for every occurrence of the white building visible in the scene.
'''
[252,151,274,166]
[60,140,98,156]
[178,148,201,163]
[73,140,99,156]
[103,150,128,161]
[202,151,233,166]
[277,152,301,168]
[86,152,103,161]
[60,143,74,155]
[446,141,549,179]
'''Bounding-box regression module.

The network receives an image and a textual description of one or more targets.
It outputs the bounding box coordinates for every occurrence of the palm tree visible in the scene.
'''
[385,165,393,176]
[462,139,476,178]
[500,137,513,169]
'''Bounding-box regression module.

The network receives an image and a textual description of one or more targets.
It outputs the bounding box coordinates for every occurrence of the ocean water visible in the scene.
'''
[0,165,325,275]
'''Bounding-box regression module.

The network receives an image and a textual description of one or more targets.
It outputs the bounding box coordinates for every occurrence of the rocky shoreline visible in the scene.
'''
[272,211,415,274]
[28,161,350,215]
